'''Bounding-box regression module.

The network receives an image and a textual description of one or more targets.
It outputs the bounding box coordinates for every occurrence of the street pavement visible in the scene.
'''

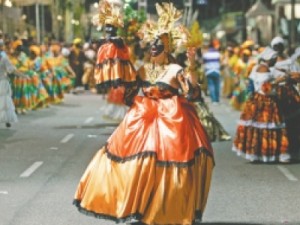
[0,92,299,225]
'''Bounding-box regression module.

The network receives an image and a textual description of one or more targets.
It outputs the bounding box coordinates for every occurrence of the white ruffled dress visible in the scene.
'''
[0,55,18,124]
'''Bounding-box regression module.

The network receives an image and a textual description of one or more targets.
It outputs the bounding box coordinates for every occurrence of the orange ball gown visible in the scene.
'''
[73,56,214,224]
[95,38,135,121]
[94,38,137,87]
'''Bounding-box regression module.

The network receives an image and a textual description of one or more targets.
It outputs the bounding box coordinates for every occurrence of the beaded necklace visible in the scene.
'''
[145,63,168,84]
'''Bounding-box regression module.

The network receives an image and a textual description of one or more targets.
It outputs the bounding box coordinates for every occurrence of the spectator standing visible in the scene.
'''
[203,41,221,104]
[69,38,86,93]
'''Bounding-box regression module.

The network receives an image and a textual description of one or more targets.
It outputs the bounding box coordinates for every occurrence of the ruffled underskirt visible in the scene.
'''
[101,103,129,122]
[232,93,289,162]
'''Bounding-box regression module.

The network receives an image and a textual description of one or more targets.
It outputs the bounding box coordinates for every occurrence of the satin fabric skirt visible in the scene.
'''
[94,43,137,86]
[74,96,214,224]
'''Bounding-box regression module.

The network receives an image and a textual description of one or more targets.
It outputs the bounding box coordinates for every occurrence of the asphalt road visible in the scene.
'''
[0,92,299,225]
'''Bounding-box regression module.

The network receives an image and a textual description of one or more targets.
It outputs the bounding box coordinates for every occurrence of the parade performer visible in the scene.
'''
[82,43,96,93]
[271,36,300,160]
[69,38,85,92]
[44,44,64,104]
[176,45,231,142]
[232,47,290,163]
[221,46,237,98]
[60,47,76,93]
[28,45,49,109]
[9,40,33,114]
[0,39,27,128]
[194,101,231,142]
[73,2,214,224]
[93,0,136,121]
[230,49,252,111]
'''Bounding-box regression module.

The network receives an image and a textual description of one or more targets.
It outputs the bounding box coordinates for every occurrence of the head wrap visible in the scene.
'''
[61,47,70,57]
[12,40,23,50]
[241,40,254,49]
[242,49,251,56]
[50,44,61,54]
[29,45,41,56]
[83,42,90,50]
[271,36,284,48]
[85,49,96,60]
[73,38,82,45]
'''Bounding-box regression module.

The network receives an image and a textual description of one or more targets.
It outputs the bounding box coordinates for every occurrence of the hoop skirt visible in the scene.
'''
[73,86,214,224]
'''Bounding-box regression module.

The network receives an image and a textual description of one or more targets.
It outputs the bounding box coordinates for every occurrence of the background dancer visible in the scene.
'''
[0,39,27,128]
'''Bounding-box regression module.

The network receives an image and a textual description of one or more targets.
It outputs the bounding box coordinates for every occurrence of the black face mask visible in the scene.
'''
[272,43,284,54]
[30,51,36,59]
[150,37,165,57]
[105,24,118,37]
[269,57,277,67]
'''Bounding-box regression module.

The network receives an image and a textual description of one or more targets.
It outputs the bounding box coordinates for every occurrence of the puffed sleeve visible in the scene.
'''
[176,67,203,102]
[123,82,139,106]
[122,66,144,106]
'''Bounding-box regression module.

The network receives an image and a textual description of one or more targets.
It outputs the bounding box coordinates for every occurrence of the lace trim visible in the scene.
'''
[232,145,291,163]
[140,81,179,95]
[237,119,286,129]
[96,58,135,68]
[104,144,214,167]
[73,199,203,223]
[73,200,143,223]
[96,79,137,88]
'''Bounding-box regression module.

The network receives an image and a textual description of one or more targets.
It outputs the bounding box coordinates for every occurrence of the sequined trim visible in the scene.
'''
[96,79,137,88]
[95,57,134,68]
[140,81,179,95]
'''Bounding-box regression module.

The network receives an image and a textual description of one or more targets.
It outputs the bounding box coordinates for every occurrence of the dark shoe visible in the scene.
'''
[5,123,11,128]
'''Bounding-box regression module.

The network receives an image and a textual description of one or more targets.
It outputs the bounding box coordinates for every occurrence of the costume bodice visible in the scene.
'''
[138,63,183,99]
[273,58,292,78]
[141,83,178,99]
[250,65,273,95]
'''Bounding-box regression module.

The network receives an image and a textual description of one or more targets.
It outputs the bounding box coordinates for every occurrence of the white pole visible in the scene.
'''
[35,2,40,43]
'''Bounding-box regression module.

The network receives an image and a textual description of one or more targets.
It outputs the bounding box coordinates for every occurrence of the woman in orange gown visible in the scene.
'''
[73,2,214,224]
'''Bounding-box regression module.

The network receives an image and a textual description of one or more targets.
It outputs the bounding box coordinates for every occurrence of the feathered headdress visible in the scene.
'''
[96,0,123,28]
[138,2,199,52]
